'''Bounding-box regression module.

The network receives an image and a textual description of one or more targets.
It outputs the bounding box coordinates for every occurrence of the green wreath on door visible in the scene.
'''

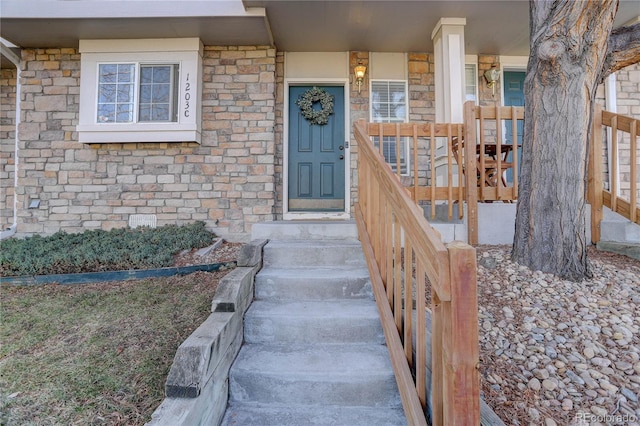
[296,87,335,126]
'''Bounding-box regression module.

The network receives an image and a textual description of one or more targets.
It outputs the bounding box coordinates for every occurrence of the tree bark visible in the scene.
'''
[512,0,618,281]
[600,22,640,82]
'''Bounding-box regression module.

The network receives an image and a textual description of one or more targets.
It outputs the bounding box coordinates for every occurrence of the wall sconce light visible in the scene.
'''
[354,63,367,93]
[484,66,500,97]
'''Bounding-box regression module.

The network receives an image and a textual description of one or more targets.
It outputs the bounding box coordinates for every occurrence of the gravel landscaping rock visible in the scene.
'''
[477,246,640,425]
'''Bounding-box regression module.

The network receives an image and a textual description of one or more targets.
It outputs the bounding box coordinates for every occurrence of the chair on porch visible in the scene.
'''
[451,137,515,196]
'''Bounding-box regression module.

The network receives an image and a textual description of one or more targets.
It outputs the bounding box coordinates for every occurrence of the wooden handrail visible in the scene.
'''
[590,108,640,238]
[354,119,480,425]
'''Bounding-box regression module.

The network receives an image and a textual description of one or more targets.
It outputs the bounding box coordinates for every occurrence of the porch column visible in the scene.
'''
[431,18,466,123]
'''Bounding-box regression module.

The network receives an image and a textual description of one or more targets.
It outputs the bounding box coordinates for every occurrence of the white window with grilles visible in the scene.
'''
[77,38,202,144]
[370,80,409,175]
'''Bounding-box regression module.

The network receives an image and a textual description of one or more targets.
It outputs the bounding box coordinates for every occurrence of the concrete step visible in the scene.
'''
[601,207,640,244]
[251,220,359,241]
[263,240,366,268]
[223,223,406,424]
[228,343,402,408]
[222,402,407,426]
[243,300,385,345]
[255,266,372,301]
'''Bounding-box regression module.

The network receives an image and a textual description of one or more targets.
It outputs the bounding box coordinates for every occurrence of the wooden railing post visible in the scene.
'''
[444,241,480,424]
[588,104,604,243]
[463,101,479,245]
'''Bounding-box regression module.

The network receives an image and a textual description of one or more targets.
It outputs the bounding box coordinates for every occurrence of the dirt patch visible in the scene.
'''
[173,240,243,267]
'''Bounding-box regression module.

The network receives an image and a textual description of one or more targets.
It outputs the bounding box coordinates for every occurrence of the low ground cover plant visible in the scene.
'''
[0,222,216,277]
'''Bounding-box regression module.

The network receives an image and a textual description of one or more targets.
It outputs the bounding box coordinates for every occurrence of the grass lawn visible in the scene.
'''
[0,270,229,425]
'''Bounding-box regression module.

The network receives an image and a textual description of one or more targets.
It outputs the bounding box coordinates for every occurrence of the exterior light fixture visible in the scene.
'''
[484,65,500,97]
[354,63,367,93]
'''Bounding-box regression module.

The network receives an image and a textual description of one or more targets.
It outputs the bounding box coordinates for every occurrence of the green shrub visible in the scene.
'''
[0,222,216,277]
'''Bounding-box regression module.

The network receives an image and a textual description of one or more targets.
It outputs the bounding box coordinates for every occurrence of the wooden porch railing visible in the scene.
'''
[365,101,640,246]
[354,102,637,424]
[354,120,480,425]
[365,101,525,244]
[589,104,640,242]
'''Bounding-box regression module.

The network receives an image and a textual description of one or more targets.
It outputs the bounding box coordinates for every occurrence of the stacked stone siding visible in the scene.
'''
[407,53,435,187]
[348,51,370,207]
[9,43,633,239]
[1,68,17,228]
[274,51,285,218]
[10,46,276,240]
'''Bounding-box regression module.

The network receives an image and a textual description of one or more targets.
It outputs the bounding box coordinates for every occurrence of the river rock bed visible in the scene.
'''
[477,246,640,425]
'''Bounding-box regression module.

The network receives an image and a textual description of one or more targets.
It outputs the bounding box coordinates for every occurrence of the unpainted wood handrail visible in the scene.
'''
[354,119,480,425]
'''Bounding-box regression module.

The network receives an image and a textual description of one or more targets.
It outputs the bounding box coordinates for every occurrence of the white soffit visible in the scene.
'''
[285,52,349,79]
[370,53,407,80]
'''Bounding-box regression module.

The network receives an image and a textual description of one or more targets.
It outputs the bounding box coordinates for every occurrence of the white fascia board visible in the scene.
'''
[79,38,203,54]
[1,1,264,19]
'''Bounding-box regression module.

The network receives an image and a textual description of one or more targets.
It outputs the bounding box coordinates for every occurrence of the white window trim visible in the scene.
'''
[77,38,203,144]
[465,55,478,103]
[369,79,410,176]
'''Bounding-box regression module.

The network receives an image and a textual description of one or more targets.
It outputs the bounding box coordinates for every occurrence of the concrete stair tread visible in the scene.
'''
[243,300,385,344]
[257,265,370,276]
[231,343,394,377]
[229,344,402,408]
[222,402,407,425]
[251,221,359,241]
[264,239,363,249]
[255,267,374,301]
[263,239,366,268]
[246,299,380,318]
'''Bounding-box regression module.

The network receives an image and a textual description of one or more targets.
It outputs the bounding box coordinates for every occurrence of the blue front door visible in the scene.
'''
[288,86,345,212]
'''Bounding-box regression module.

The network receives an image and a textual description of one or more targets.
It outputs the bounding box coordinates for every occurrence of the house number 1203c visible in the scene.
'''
[184,73,191,118]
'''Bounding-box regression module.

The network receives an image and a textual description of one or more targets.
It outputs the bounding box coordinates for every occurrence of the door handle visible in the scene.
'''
[339,145,344,150]
[339,155,344,160]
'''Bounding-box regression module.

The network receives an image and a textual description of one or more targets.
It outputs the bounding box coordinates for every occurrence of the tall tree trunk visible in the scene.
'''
[512,1,618,281]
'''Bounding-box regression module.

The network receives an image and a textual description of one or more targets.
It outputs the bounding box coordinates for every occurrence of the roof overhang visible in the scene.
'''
[1,0,639,59]
[0,1,273,49]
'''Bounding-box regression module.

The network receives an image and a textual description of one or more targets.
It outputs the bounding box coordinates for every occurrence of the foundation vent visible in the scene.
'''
[128,214,158,229]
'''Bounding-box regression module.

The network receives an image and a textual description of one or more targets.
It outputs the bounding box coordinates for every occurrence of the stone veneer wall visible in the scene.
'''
[348,51,370,208]
[273,52,285,218]
[11,46,276,241]
[408,53,435,187]
[1,68,17,228]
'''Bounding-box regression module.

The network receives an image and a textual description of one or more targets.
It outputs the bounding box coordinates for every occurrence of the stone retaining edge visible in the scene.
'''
[146,239,267,426]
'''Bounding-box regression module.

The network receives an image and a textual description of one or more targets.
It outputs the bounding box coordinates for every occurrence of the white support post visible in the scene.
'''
[431,18,466,123]
[431,18,466,187]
